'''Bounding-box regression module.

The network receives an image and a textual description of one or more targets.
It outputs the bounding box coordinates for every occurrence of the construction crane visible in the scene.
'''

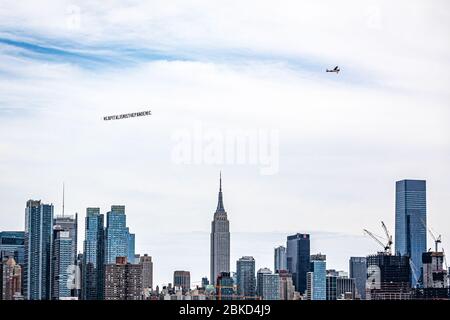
[363,221,393,255]
[409,258,420,286]
[421,218,442,252]
[381,221,393,253]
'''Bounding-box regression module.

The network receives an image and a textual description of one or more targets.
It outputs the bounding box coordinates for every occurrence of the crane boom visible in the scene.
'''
[421,218,442,252]
[364,229,387,252]
[364,221,393,255]
[381,221,393,254]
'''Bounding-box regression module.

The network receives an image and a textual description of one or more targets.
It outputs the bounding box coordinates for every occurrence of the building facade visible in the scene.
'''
[308,254,326,300]
[51,228,73,299]
[257,268,280,300]
[24,200,54,300]
[422,251,448,289]
[349,256,367,299]
[216,272,234,300]
[53,214,77,266]
[0,231,25,265]
[105,205,129,264]
[140,254,153,290]
[395,179,427,287]
[278,270,295,300]
[104,257,143,300]
[1,257,22,300]
[82,207,105,300]
[274,246,287,273]
[210,174,230,284]
[236,256,256,299]
[174,270,191,294]
[286,233,310,294]
[127,230,135,264]
[366,253,411,300]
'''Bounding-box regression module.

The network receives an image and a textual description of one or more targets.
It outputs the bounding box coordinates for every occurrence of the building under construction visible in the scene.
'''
[366,253,412,300]
[413,251,449,299]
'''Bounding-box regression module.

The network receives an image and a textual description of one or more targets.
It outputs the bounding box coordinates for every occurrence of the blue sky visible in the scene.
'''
[0,0,449,286]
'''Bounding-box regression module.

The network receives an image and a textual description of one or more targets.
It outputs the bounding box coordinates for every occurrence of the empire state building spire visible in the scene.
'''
[210,171,230,283]
[216,171,225,213]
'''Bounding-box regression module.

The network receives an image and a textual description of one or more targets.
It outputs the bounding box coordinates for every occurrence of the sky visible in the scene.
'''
[0,1,449,287]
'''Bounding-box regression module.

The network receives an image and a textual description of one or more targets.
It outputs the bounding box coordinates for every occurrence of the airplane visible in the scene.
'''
[326,66,340,74]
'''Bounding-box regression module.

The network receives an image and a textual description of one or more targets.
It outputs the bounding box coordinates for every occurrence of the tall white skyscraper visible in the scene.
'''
[210,173,230,284]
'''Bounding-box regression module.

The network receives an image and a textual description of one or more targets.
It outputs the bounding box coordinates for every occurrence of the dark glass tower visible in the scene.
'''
[82,208,104,300]
[236,256,256,299]
[395,179,426,287]
[210,173,230,284]
[24,200,54,300]
[349,256,367,299]
[286,233,310,294]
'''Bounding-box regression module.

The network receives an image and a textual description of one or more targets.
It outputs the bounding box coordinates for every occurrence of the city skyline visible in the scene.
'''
[1,2,449,272]
[0,1,449,300]
[0,176,443,291]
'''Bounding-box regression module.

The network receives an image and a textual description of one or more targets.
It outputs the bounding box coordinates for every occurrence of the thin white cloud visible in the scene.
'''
[0,1,449,285]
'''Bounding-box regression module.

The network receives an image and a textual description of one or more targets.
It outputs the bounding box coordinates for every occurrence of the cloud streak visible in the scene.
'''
[0,0,449,284]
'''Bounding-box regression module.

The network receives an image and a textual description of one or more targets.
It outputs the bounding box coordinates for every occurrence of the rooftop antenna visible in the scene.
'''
[62,182,65,217]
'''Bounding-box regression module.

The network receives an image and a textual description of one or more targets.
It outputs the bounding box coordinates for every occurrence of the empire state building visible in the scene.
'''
[210,173,230,284]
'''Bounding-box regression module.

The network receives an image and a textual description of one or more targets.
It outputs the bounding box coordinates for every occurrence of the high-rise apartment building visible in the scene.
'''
[139,254,153,290]
[308,254,326,300]
[24,200,54,300]
[51,227,73,299]
[104,257,143,300]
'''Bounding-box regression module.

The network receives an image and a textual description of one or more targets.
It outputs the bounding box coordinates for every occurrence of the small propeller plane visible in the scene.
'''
[326,66,340,74]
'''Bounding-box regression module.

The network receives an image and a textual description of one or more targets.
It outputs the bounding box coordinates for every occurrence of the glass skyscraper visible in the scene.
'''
[82,207,104,300]
[395,179,426,287]
[274,246,287,273]
[127,229,135,264]
[105,205,128,264]
[236,256,256,299]
[349,257,367,299]
[54,214,78,266]
[286,233,310,294]
[52,228,73,299]
[24,200,54,300]
[309,254,326,300]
